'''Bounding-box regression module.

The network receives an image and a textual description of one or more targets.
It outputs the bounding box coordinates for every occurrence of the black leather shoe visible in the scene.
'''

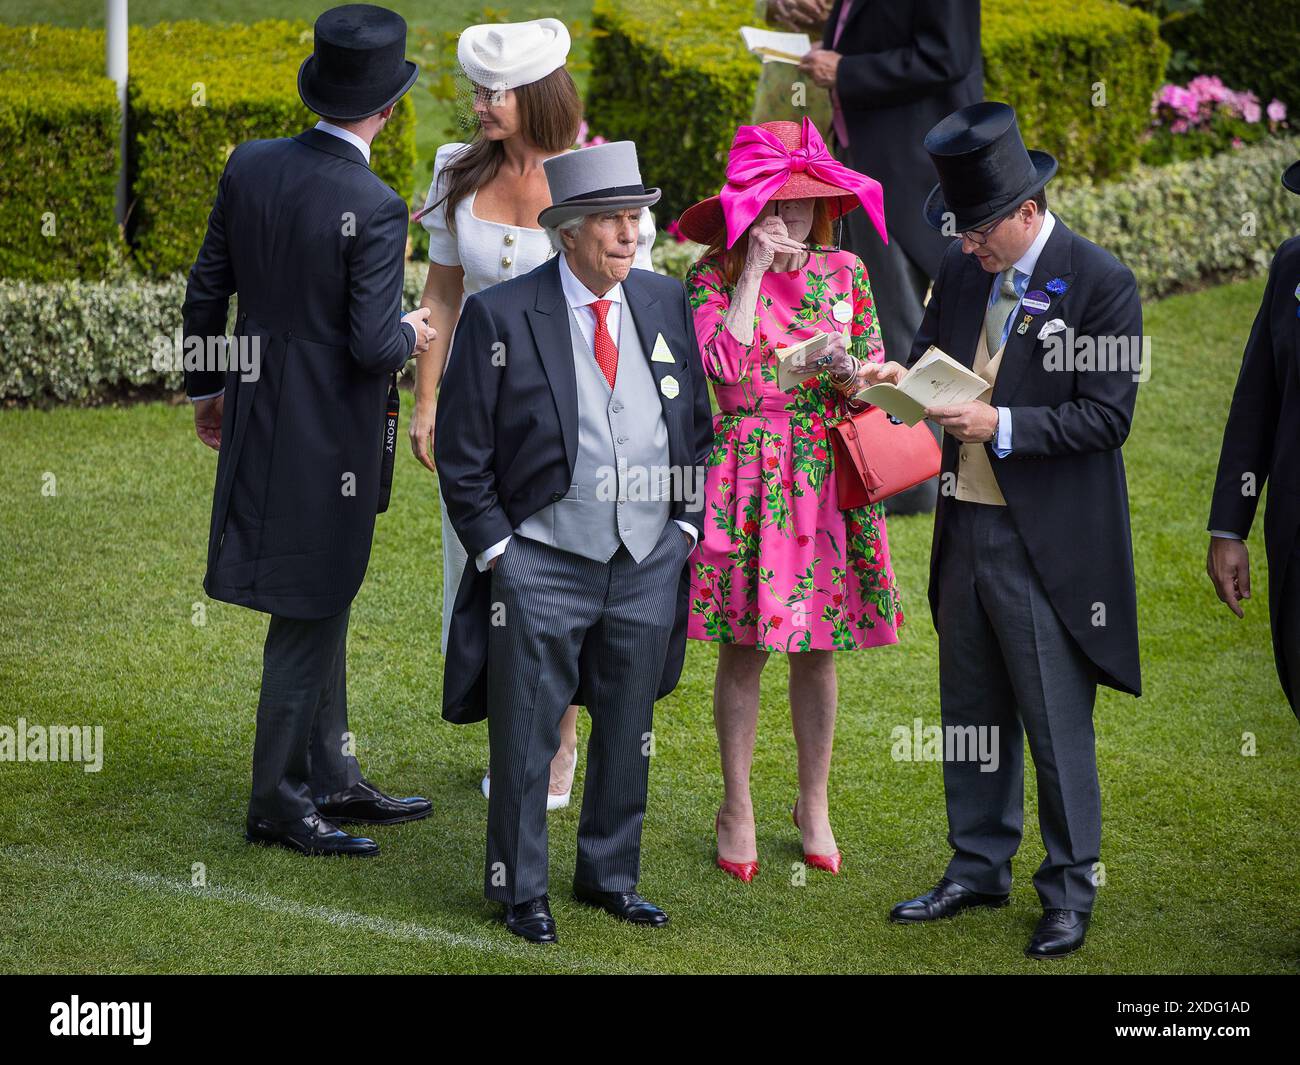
[314,779,432,825]
[573,883,669,926]
[245,812,379,856]
[889,877,1010,923]
[504,895,557,944]
[1025,908,1090,958]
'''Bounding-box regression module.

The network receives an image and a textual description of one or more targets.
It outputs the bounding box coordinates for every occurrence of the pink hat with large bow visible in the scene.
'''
[677,117,888,248]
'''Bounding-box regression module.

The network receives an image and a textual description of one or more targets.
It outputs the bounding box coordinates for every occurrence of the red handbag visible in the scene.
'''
[829,403,942,508]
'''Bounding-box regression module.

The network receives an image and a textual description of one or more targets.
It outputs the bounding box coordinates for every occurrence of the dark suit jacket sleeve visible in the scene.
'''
[833,1,981,110]
[433,293,514,558]
[347,195,417,375]
[906,241,951,368]
[684,283,714,534]
[1007,265,1142,456]
[181,153,238,399]
[1208,245,1285,537]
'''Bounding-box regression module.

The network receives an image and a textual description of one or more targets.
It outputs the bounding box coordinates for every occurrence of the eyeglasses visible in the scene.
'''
[960,215,1008,246]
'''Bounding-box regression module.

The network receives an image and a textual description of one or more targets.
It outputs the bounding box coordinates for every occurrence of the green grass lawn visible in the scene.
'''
[0,274,1297,974]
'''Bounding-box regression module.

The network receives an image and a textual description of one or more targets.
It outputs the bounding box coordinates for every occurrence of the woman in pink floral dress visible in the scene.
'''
[676,118,903,880]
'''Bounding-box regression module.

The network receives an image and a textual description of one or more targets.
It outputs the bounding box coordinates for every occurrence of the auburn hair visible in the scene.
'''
[431,67,583,236]
[702,198,836,288]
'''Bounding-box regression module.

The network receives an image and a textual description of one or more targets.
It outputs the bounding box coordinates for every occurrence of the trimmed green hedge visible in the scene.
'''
[1054,135,1300,299]
[983,0,1168,180]
[0,265,428,407]
[0,27,124,281]
[1163,0,1300,110]
[128,20,417,277]
[588,0,1168,226]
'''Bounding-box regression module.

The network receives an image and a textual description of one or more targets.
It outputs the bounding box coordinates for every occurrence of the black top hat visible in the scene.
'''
[1283,160,1300,195]
[298,4,419,122]
[922,101,1058,233]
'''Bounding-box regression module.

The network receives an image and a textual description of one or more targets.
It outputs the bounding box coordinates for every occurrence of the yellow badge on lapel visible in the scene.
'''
[651,333,675,363]
[660,374,680,399]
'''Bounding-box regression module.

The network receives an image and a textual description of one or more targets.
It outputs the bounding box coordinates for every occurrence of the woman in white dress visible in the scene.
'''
[409,18,656,808]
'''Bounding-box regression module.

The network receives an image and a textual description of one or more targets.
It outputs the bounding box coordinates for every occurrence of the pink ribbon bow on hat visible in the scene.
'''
[720,116,888,250]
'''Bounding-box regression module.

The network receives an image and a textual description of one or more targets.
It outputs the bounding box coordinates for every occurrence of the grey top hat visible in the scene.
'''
[537,141,661,228]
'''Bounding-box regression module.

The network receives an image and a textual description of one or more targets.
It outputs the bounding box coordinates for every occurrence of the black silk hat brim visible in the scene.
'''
[298,55,419,122]
[923,149,1059,233]
[1284,160,1300,195]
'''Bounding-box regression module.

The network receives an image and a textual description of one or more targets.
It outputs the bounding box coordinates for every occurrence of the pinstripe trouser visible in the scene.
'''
[483,519,689,904]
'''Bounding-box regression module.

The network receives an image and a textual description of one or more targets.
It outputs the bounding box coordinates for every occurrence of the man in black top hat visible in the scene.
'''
[183,4,437,856]
[866,102,1143,958]
[1206,161,1300,721]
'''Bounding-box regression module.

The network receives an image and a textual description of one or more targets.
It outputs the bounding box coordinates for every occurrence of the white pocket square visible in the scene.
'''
[1037,318,1067,341]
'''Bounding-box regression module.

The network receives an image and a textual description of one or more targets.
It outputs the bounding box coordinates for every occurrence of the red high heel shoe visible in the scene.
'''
[792,798,842,874]
[715,809,759,882]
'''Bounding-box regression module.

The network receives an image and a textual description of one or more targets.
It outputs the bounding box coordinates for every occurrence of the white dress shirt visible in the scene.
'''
[188,121,375,404]
[992,209,1057,458]
[475,251,698,570]
[314,119,371,164]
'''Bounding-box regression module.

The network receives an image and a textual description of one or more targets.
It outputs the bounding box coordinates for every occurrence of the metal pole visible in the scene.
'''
[106,0,128,226]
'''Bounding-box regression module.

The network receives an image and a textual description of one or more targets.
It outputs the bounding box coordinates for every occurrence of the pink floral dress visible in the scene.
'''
[685,248,903,652]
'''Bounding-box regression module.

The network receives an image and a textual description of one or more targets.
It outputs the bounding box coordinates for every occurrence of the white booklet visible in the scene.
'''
[853,345,989,426]
[740,26,812,64]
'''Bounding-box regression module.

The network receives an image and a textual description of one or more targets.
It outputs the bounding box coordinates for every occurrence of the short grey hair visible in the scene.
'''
[545,214,587,253]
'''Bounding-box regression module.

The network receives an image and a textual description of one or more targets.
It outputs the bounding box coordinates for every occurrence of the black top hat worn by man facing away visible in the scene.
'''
[876,101,1142,963]
[182,4,437,858]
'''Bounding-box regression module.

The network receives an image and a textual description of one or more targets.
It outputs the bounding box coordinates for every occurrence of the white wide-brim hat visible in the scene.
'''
[457,17,571,91]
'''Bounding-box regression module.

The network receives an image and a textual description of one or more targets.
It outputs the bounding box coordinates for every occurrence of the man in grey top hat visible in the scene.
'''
[435,141,714,943]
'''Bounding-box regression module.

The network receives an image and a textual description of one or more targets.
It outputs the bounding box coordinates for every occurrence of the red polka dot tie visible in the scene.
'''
[590,299,619,389]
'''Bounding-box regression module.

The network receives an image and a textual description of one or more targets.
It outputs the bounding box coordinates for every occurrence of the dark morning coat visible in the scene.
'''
[908,217,1143,696]
[434,257,715,725]
[1208,236,1300,709]
[182,129,416,619]
[823,0,983,277]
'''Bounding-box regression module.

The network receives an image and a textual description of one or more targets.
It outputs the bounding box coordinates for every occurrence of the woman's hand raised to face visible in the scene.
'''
[743,215,806,276]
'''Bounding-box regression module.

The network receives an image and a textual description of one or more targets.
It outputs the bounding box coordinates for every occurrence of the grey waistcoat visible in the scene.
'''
[515,300,671,563]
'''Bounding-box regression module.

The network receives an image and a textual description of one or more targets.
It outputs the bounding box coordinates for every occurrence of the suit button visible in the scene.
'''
[551,491,563,501]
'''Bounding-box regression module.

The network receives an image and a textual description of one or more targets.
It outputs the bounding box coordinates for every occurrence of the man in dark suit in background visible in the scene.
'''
[801,0,982,514]
[183,5,436,856]
[1206,160,1300,720]
[869,103,1142,959]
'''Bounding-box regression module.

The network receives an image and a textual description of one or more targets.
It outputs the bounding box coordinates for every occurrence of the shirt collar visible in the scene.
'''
[1012,209,1055,280]
[314,120,371,165]
[558,251,622,311]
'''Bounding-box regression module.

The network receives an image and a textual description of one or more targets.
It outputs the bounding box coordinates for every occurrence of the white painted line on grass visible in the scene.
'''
[1,845,641,974]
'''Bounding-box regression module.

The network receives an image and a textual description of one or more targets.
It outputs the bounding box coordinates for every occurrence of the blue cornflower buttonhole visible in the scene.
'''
[1046,277,1067,296]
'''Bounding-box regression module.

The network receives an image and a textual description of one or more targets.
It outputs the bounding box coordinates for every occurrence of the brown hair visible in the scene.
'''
[431,67,583,235]
[702,198,836,288]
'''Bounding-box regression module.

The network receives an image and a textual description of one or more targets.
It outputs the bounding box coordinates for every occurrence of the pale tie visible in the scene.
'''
[985,268,1027,355]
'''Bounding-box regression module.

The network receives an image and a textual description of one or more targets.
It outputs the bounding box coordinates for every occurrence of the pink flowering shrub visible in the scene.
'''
[1142,75,1288,164]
